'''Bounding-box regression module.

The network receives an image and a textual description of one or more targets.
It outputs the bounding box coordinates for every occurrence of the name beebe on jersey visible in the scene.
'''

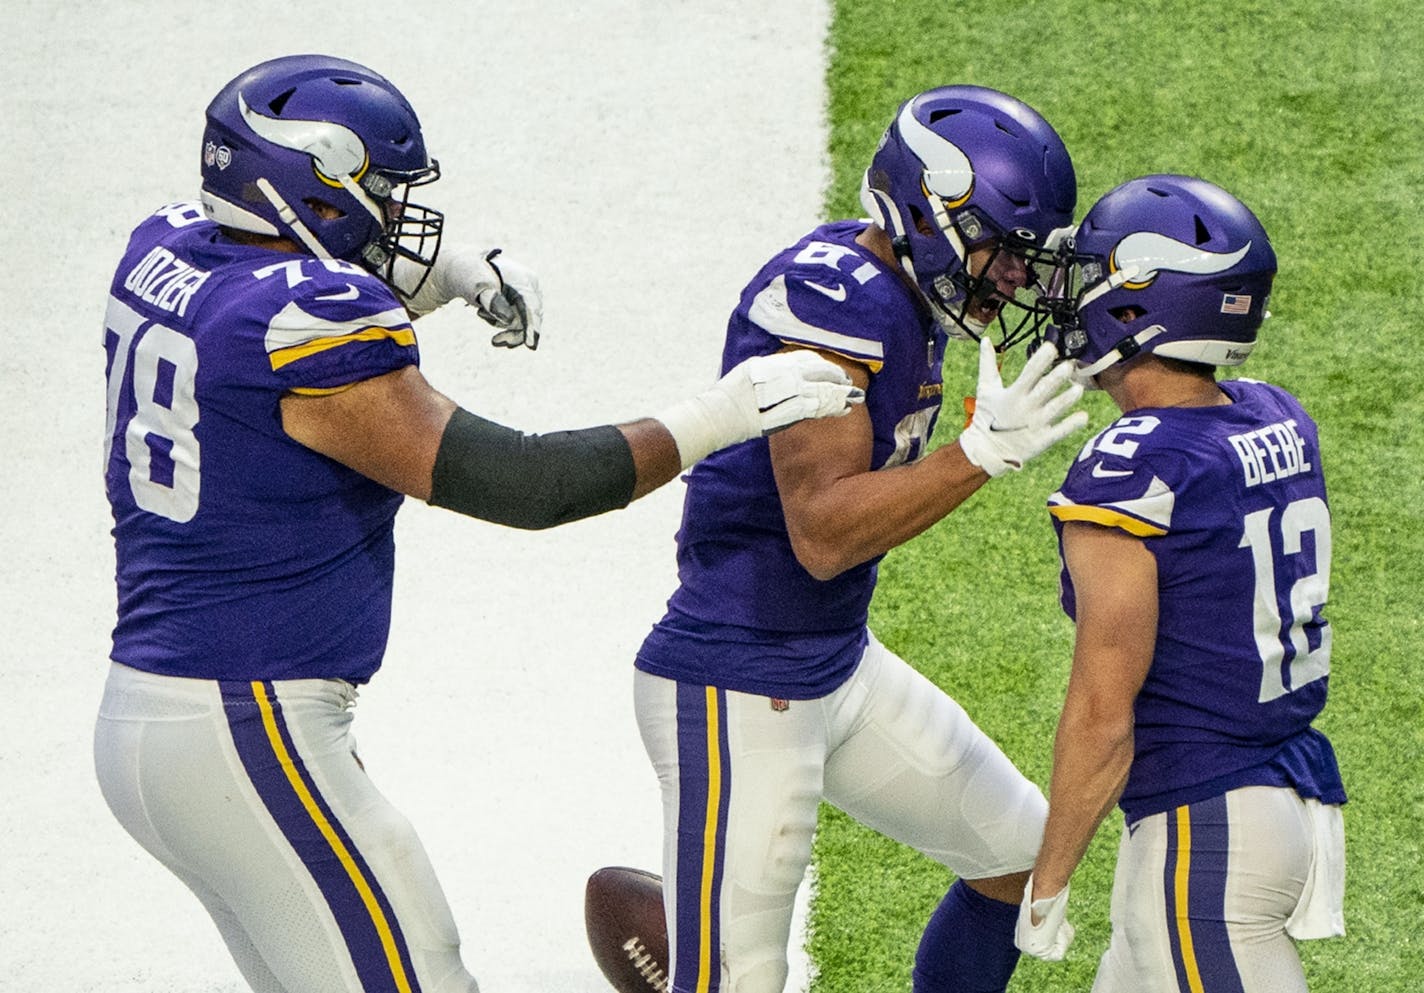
[1227,418,1311,488]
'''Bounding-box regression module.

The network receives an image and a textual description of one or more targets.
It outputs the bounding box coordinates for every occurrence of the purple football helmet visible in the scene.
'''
[1045,175,1277,382]
[858,85,1077,347]
[199,54,442,294]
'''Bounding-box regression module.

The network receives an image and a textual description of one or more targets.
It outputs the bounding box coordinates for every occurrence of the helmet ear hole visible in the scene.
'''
[1108,305,1144,324]
[1194,215,1212,245]
[303,198,345,221]
[909,206,935,237]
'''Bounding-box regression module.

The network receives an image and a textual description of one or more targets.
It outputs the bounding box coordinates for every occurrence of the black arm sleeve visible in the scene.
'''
[428,407,636,530]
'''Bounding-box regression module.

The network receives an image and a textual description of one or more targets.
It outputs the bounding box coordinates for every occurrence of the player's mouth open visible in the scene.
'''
[969,295,1004,322]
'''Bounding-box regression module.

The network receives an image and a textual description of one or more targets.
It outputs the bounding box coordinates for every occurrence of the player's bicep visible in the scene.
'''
[1062,521,1157,710]
[769,348,873,509]
[280,365,457,499]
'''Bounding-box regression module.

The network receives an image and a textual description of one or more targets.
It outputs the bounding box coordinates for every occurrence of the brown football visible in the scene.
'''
[584,866,670,993]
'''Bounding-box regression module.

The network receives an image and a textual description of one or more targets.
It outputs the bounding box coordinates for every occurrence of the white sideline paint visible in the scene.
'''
[0,3,828,991]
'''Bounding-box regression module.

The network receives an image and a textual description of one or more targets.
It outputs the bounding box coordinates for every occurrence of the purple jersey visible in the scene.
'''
[1049,379,1344,822]
[103,202,419,682]
[636,221,943,697]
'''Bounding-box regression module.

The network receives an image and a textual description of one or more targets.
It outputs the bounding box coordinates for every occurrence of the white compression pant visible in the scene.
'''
[93,661,478,993]
[1093,785,1345,993]
[634,634,1046,993]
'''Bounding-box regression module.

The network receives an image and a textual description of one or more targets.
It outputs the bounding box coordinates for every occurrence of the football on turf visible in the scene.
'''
[585,866,669,993]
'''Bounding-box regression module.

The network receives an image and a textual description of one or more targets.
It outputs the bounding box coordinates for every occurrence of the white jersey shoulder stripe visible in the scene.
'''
[265,302,415,371]
[265,302,413,353]
[748,275,885,371]
[1049,474,1176,536]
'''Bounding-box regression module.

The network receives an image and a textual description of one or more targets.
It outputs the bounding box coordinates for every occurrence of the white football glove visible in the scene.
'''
[959,336,1088,477]
[480,250,542,350]
[1014,876,1075,962]
[656,350,866,469]
[394,245,543,349]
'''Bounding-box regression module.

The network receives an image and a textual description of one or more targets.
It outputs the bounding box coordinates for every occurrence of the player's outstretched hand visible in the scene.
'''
[959,336,1088,477]
[394,245,543,350]
[657,350,865,469]
[734,350,864,435]
[1014,876,1075,962]
[479,250,542,350]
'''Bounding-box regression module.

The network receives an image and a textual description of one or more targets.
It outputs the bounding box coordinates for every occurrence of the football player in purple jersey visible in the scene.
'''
[95,54,861,993]
[1014,176,1345,991]
[629,86,1087,993]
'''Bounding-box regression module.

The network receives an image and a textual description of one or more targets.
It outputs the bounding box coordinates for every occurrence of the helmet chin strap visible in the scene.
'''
[1073,324,1167,385]
[254,173,391,266]
[255,177,332,259]
[863,180,985,342]
[1078,265,1139,311]
[338,173,386,225]
[956,313,989,339]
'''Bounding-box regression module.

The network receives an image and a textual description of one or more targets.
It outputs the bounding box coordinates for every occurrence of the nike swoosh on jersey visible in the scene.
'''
[804,280,847,302]
[1091,462,1135,478]
[315,283,360,302]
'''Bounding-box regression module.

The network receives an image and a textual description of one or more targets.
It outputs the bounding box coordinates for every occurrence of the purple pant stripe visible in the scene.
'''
[673,682,730,993]
[220,680,421,993]
[1163,794,1246,993]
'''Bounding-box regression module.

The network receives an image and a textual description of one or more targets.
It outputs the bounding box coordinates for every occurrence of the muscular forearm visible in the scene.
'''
[1031,698,1134,897]
[617,418,684,501]
[779,440,990,580]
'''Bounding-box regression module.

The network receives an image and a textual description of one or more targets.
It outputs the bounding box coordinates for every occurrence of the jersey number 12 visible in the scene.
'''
[1239,496,1332,702]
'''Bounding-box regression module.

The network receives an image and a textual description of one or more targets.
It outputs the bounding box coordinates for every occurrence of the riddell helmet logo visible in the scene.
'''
[203,141,232,170]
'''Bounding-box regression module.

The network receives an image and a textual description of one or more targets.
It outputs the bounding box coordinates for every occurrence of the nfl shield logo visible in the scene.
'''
[769,698,790,712]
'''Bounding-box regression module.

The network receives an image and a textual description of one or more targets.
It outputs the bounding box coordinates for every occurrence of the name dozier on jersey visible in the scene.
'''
[123,245,210,317]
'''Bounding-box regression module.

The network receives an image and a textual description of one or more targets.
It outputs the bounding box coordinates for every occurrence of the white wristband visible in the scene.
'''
[655,388,754,470]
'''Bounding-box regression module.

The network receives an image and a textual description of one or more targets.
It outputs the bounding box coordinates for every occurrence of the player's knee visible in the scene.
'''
[729,956,789,993]
[963,870,1028,905]
[761,807,817,890]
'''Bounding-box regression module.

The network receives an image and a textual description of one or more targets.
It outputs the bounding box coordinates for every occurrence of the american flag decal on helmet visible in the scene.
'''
[1221,294,1252,315]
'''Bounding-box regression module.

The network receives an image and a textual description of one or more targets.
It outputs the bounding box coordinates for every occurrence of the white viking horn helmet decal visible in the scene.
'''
[897,102,974,207]
[1110,232,1250,289]
[238,92,368,182]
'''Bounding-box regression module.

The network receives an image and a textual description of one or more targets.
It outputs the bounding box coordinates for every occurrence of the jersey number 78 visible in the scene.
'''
[103,295,201,524]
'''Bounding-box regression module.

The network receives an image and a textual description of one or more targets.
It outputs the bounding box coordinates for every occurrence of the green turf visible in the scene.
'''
[809,2,1424,990]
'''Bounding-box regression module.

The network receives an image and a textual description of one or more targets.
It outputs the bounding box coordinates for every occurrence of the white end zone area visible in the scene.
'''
[2,2,827,991]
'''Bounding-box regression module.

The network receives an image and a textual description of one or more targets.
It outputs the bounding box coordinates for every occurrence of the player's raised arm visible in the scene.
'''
[280,350,862,529]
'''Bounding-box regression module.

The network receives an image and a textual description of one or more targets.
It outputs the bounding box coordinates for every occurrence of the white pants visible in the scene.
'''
[93,661,478,993]
[1094,786,1345,993]
[634,634,1045,993]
